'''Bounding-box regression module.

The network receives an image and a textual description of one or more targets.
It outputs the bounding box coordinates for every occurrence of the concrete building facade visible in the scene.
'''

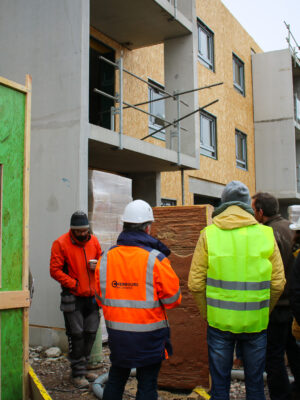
[0,0,297,346]
[252,48,300,213]
[0,0,199,346]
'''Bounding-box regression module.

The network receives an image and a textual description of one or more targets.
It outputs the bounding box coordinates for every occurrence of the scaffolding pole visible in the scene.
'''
[141,99,219,141]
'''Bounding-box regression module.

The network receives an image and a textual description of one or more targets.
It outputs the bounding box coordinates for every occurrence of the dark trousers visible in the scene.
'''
[103,362,162,400]
[266,319,300,400]
[207,325,267,400]
[63,296,100,377]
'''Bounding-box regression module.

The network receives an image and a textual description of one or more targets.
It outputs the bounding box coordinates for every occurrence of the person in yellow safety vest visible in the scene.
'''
[188,181,285,400]
[95,199,181,400]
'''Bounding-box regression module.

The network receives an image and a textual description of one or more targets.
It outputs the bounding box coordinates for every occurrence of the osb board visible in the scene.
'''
[0,83,25,291]
[161,0,263,204]
[151,205,213,390]
[0,75,31,399]
[91,0,261,206]
[1,309,23,399]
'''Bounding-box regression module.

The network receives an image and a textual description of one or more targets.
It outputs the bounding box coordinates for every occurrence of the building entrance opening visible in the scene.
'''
[194,193,220,208]
[89,38,115,129]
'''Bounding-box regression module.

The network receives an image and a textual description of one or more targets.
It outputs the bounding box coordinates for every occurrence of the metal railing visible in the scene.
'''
[93,53,222,165]
[285,21,300,66]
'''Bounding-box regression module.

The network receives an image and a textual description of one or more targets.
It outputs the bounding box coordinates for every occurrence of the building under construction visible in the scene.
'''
[0,0,300,398]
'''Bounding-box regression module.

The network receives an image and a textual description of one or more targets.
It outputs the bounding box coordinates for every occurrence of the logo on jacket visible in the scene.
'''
[112,280,139,289]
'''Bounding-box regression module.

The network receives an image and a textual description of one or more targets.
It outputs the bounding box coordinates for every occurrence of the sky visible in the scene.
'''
[221,0,300,53]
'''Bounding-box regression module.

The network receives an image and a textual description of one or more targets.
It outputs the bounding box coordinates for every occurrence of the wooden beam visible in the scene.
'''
[23,74,32,400]
[0,76,29,93]
[0,290,30,310]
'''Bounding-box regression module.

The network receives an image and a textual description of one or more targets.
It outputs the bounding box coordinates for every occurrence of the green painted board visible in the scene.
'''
[0,81,26,399]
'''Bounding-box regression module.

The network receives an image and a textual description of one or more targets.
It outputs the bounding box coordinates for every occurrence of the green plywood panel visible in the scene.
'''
[0,84,25,291]
[1,310,23,399]
[0,82,26,399]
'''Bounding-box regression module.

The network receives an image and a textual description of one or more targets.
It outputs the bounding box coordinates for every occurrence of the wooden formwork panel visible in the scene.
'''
[0,75,31,399]
[152,205,213,390]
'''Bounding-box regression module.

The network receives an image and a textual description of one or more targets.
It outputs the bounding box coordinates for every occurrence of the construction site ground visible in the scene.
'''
[30,344,271,400]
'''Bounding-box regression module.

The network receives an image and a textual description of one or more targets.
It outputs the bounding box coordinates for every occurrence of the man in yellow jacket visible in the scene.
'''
[188,181,285,400]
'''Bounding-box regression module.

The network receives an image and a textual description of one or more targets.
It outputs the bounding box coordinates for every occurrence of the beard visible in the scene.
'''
[74,233,89,242]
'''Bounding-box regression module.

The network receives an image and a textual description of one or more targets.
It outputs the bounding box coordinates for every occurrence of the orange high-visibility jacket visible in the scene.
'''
[95,230,181,368]
[50,230,102,297]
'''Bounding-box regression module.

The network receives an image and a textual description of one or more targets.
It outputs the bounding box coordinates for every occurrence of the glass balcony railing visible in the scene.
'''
[295,95,300,124]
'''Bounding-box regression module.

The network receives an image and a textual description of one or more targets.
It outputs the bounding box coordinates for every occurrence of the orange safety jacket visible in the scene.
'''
[95,230,181,368]
[50,230,102,297]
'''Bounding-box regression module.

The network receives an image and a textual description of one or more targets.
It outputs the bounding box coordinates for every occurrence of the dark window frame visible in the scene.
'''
[197,18,215,71]
[161,198,177,206]
[148,79,166,141]
[232,53,245,96]
[200,110,217,159]
[235,129,248,170]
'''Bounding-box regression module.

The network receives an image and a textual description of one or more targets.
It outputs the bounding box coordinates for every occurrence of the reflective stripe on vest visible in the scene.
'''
[205,223,274,333]
[106,319,168,332]
[99,249,172,332]
[99,249,162,308]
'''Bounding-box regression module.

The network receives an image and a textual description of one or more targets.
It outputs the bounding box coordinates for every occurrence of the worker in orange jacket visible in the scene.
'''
[50,211,102,388]
[95,199,181,400]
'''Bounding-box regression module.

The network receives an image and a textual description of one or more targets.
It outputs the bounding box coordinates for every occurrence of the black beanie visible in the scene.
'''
[70,211,89,229]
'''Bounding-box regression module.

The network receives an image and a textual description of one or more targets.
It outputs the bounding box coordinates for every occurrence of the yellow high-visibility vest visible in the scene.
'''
[205,223,274,333]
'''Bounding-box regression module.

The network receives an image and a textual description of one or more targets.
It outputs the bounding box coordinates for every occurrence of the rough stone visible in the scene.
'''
[45,347,62,358]
[152,205,213,391]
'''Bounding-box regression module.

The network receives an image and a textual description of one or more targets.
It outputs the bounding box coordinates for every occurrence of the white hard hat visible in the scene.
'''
[290,216,300,230]
[121,199,154,223]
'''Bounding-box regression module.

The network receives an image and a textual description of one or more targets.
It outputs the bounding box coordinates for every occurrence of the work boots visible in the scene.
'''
[85,372,98,382]
[71,375,89,388]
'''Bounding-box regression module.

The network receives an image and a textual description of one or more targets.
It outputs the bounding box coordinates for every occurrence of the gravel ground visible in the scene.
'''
[30,345,271,399]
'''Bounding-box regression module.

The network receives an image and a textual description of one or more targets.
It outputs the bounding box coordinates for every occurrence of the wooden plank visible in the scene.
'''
[0,76,29,94]
[29,367,52,400]
[22,74,31,400]
[0,165,2,289]
[22,74,31,293]
[0,291,30,310]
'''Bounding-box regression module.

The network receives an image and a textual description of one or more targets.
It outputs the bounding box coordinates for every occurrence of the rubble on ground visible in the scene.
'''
[29,345,271,400]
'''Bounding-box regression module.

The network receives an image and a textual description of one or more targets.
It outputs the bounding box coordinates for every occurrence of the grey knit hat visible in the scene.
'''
[70,211,89,229]
[221,181,251,205]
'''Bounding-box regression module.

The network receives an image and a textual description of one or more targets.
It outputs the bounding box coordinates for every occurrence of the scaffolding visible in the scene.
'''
[285,21,300,66]
[93,53,222,167]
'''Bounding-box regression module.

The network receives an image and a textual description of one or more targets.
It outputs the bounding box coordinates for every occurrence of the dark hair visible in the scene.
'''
[123,222,151,232]
[252,192,279,217]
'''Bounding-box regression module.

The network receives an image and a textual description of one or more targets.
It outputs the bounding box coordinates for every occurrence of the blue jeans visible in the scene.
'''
[207,325,267,400]
[103,362,161,400]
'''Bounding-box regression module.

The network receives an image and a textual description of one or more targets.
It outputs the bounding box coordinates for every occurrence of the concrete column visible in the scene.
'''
[164,0,199,160]
[130,172,161,207]
[0,0,89,330]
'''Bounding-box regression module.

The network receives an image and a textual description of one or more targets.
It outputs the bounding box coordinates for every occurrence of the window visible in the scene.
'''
[198,19,214,71]
[161,198,177,207]
[235,130,247,170]
[233,53,245,95]
[148,79,166,141]
[200,111,217,159]
[89,37,115,129]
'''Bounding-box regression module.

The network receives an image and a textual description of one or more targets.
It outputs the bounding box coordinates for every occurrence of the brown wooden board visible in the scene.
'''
[152,205,213,390]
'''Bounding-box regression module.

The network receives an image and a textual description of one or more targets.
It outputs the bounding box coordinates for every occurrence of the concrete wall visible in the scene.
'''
[252,49,294,121]
[254,119,297,196]
[0,0,89,330]
[252,49,297,197]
